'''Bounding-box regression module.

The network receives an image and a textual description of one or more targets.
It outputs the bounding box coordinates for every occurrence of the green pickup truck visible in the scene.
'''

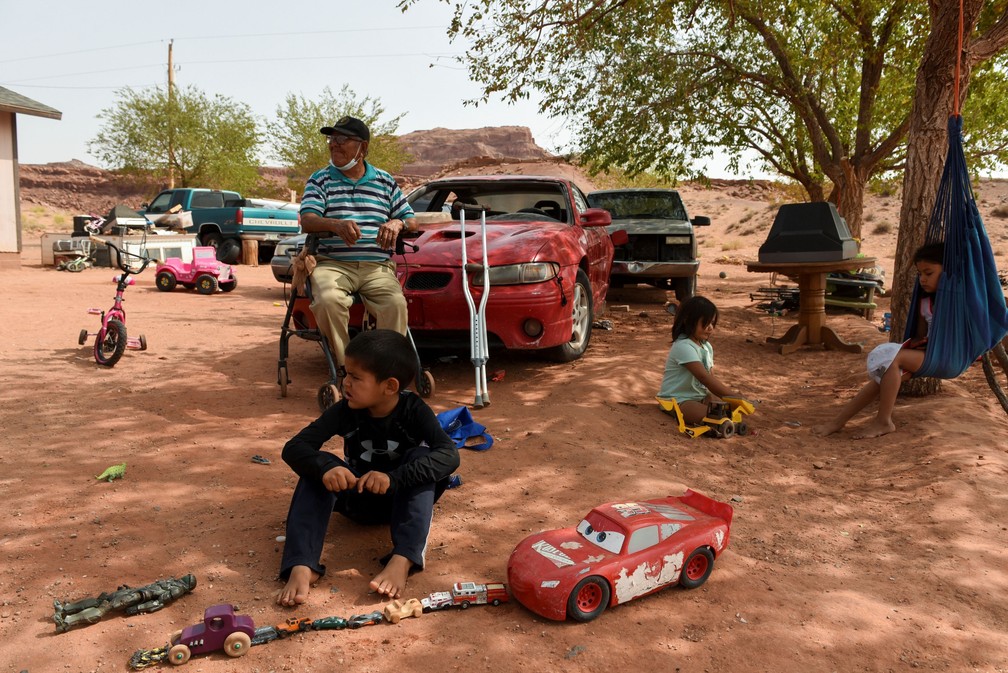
[140,188,300,263]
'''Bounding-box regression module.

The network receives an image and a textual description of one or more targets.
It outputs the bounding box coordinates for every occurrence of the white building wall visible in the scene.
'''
[0,113,18,253]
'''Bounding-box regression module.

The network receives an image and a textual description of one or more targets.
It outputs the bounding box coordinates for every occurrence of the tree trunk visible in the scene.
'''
[835,158,868,241]
[892,0,984,396]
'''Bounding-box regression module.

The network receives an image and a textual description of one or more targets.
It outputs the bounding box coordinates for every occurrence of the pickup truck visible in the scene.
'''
[587,188,710,301]
[140,188,300,264]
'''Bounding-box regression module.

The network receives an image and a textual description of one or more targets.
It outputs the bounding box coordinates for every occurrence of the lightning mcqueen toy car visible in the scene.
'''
[507,490,733,622]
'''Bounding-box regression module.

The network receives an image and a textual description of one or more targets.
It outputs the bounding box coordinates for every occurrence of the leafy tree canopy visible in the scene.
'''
[403,0,1008,236]
[265,85,413,193]
[88,85,263,194]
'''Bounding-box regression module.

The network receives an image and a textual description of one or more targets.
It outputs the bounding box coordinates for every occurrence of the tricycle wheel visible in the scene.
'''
[155,271,177,292]
[417,370,435,398]
[78,329,88,346]
[680,547,715,589]
[195,273,218,294]
[567,576,609,622]
[94,319,127,367]
[167,643,191,665]
[223,631,251,657]
[279,365,288,398]
[318,383,341,411]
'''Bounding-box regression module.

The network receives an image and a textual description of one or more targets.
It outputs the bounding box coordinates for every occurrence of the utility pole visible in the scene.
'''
[167,39,176,188]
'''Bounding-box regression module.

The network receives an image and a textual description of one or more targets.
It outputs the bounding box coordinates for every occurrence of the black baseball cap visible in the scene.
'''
[320,116,370,142]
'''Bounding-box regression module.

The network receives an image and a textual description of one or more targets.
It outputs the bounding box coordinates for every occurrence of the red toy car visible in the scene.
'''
[506,490,733,622]
[156,246,237,295]
[398,176,617,361]
[167,604,256,665]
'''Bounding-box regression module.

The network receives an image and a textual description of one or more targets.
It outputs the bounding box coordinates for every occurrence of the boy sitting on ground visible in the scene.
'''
[276,329,459,606]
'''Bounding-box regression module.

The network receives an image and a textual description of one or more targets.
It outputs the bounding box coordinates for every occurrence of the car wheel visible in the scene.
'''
[195,274,218,295]
[673,275,696,302]
[219,279,237,292]
[567,576,610,622]
[167,643,191,665]
[679,548,715,589]
[736,421,749,436]
[548,269,593,362]
[717,420,735,439]
[156,271,177,292]
[223,631,251,657]
[218,238,241,264]
[201,232,223,251]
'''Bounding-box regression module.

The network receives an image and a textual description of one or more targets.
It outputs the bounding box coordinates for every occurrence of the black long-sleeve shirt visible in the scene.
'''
[282,392,459,493]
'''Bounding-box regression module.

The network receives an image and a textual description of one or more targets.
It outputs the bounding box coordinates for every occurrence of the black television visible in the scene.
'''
[758,202,859,263]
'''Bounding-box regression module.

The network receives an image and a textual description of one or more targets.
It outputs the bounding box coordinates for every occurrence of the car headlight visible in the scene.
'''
[470,262,559,286]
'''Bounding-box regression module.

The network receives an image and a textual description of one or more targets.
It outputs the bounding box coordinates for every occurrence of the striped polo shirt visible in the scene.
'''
[300,162,415,262]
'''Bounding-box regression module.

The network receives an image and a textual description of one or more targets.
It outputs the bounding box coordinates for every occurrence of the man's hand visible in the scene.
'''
[376,219,404,251]
[330,219,361,246]
[322,466,357,492]
[356,470,391,495]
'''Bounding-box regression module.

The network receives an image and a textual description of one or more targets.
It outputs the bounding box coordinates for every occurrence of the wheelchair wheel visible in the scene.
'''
[417,370,435,398]
[318,383,341,411]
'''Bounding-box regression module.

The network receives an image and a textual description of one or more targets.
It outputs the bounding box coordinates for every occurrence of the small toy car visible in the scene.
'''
[382,598,424,624]
[155,246,237,295]
[420,591,454,613]
[311,615,348,630]
[167,604,256,665]
[507,490,733,622]
[656,396,755,438]
[347,610,384,629]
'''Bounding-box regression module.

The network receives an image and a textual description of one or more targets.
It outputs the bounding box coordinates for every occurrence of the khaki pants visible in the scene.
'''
[309,260,408,367]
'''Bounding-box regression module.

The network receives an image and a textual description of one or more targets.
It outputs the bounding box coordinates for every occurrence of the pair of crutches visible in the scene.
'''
[460,208,491,408]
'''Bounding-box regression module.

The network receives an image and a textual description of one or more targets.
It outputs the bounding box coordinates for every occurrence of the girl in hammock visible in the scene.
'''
[813,243,944,438]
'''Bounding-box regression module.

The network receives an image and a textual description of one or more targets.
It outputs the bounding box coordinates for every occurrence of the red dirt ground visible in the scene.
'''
[3,171,1008,673]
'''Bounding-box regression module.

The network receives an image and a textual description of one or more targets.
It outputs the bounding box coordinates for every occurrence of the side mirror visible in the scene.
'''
[691,215,711,227]
[610,229,629,246]
[140,203,149,210]
[580,207,612,227]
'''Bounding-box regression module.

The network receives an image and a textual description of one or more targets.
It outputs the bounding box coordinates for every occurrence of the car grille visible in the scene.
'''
[405,271,453,291]
[617,235,694,262]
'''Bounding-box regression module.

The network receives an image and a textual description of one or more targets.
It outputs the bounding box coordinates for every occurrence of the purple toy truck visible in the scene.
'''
[167,604,256,665]
[155,246,237,295]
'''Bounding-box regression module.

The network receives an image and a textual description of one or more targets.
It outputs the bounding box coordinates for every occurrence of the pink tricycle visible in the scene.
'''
[155,246,237,294]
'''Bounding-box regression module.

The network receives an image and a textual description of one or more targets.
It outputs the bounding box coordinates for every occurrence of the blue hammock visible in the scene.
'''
[904,115,1008,379]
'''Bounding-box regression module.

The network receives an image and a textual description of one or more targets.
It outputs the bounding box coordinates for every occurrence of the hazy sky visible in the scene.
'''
[0,0,573,166]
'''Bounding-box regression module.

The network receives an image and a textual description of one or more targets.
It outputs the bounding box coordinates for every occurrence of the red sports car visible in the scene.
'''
[507,490,733,622]
[399,175,617,361]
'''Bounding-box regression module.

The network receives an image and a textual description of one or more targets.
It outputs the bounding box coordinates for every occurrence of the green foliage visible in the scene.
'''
[88,86,264,193]
[402,0,1008,214]
[265,85,413,193]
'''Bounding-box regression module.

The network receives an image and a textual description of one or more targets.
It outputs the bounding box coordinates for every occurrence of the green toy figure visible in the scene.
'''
[53,574,196,633]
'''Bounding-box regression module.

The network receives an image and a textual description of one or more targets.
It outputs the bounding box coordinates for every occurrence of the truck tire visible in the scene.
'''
[673,275,696,302]
[218,238,241,264]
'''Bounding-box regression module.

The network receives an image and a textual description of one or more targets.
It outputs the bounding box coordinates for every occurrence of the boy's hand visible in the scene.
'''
[356,471,391,495]
[322,466,357,492]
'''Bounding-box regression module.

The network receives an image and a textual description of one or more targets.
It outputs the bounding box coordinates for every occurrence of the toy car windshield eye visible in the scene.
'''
[585,525,594,535]
[595,531,607,543]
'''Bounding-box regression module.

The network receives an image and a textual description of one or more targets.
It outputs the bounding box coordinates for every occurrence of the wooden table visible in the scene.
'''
[745,257,876,355]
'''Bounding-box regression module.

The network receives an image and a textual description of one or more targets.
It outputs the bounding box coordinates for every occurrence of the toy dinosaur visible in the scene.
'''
[96,462,127,482]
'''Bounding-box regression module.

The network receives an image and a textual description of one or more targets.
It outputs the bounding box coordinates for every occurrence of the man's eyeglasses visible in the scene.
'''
[327,135,360,147]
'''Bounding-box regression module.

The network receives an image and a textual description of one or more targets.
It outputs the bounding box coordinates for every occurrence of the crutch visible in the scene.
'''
[460,208,491,408]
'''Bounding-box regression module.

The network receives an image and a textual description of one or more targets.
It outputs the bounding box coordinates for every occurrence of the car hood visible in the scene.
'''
[409,220,568,266]
[605,218,692,235]
[510,526,617,582]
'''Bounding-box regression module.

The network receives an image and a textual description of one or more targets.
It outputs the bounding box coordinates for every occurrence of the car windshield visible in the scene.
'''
[576,512,627,554]
[588,192,687,220]
[408,183,570,223]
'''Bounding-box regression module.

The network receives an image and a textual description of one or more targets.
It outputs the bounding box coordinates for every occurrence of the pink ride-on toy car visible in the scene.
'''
[155,246,237,294]
[167,604,256,665]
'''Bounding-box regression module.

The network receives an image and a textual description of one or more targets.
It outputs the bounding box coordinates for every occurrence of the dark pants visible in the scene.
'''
[279,445,448,580]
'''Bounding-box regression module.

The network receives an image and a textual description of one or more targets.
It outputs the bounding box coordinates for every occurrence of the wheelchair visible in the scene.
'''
[277,233,435,412]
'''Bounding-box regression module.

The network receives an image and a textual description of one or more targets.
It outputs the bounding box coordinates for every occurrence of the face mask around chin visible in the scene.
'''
[330,152,360,172]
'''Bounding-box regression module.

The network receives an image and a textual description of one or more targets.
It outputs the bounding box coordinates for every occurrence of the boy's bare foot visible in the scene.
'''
[276,565,320,607]
[853,420,896,439]
[811,421,843,436]
[369,554,412,599]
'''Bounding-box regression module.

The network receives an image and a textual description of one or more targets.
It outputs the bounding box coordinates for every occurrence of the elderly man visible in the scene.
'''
[299,116,417,387]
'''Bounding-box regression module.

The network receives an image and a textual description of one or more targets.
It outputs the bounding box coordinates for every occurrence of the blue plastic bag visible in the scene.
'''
[436,406,493,451]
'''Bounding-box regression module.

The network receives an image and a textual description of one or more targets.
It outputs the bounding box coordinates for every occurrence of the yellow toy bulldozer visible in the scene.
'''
[656,396,755,439]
